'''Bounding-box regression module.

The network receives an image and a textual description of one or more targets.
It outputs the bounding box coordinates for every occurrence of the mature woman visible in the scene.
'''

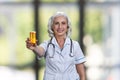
[26,12,86,80]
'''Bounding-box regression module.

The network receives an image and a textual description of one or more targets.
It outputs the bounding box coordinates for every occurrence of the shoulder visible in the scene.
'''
[71,39,79,45]
[39,39,51,47]
[39,39,51,51]
[71,39,82,49]
[40,38,51,45]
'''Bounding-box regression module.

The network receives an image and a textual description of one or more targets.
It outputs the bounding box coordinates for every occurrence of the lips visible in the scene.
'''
[57,29,64,33]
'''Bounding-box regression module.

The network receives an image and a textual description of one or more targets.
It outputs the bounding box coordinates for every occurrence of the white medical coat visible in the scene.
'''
[39,37,86,80]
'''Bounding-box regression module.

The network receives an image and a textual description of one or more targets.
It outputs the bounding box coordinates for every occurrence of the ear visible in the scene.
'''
[67,26,69,28]
[51,26,54,32]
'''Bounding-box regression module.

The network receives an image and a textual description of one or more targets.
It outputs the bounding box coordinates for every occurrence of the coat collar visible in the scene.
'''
[51,37,71,48]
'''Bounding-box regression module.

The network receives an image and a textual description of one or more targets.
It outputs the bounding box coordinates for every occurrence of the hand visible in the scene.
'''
[25,38,37,50]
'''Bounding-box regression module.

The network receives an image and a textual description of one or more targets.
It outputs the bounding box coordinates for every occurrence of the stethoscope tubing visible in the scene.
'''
[46,38,74,58]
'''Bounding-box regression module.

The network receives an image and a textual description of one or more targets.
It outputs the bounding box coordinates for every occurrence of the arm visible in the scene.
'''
[26,38,45,57]
[32,46,45,57]
[76,63,86,80]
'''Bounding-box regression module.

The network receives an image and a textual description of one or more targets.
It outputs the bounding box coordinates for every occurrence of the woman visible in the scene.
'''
[26,12,86,80]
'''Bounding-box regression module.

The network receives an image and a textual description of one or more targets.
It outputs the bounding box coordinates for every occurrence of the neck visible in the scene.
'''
[55,36,66,49]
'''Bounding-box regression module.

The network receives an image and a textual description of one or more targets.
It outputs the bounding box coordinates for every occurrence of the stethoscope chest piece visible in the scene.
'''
[69,53,74,57]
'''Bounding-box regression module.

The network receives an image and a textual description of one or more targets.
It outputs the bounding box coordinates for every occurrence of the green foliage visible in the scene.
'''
[0,5,103,68]
[0,9,35,67]
[0,38,10,65]
[15,10,35,66]
[16,10,33,38]
[0,14,13,65]
[40,0,77,2]
[84,10,103,43]
[39,8,79,42]
[12,0,32,2]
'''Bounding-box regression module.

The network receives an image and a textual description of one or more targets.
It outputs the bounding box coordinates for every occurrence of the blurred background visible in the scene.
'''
[0,0,120,80]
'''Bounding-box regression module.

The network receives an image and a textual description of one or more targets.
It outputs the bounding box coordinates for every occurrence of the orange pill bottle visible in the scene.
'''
[30,31,36,44]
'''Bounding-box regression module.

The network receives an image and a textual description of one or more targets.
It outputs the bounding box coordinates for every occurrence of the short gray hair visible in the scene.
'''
[47,12,72,37]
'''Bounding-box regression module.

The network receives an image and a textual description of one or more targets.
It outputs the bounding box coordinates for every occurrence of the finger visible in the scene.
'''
[26,39,31,44]
[26,43,32,49]
[27,37,30,40]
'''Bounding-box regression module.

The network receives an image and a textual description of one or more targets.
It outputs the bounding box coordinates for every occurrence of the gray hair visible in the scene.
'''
[47,12,72,37]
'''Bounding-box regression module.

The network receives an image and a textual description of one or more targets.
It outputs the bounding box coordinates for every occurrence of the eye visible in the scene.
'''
[54,22,59,25]
[62,22,66,25]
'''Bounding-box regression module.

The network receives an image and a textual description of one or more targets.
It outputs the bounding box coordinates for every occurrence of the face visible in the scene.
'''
[52,16,68,37]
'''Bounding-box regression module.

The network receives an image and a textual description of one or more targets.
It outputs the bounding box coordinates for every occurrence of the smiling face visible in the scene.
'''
[52,16,68,38]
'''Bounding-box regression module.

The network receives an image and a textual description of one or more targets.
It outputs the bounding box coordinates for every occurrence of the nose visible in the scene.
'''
[58,23,62,28]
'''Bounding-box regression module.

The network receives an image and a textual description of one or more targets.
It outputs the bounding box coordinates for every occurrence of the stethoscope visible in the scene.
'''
[46,38,74,58]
